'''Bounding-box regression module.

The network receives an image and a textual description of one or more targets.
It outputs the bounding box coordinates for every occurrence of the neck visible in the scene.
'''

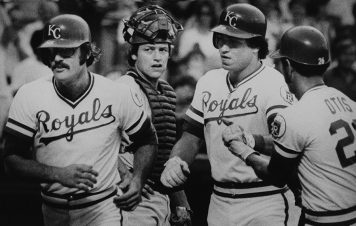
[55,67,90,101]
[229,60,261,87]
[135,65,159,90]
[295,74,324,99]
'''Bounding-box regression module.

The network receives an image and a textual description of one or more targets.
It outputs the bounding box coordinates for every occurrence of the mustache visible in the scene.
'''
[51,62,69,70]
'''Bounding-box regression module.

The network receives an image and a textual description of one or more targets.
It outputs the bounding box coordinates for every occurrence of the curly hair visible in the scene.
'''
[80,42,102,66]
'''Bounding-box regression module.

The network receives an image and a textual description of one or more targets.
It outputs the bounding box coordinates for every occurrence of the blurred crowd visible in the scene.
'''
[1,0,356,225]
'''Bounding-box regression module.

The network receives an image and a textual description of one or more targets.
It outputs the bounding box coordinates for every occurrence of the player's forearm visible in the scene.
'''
[4,155,61,183]
[132,144,157,187]
[245,154,272,182]
[170,131,203,165]
[169,190,191,209]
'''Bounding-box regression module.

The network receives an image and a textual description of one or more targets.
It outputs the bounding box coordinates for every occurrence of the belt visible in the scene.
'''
[302,205,356,225]
[41,187,117,210]
[213,180,287,199]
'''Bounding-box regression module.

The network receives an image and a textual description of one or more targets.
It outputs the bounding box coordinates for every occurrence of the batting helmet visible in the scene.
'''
[270,26,330,66]
[39,14,91,48]
[212,3,266,48]
[122,5,183,45]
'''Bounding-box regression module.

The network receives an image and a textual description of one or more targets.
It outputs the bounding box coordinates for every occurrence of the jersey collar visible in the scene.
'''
[226,63,265,93]
[53,72,94,108]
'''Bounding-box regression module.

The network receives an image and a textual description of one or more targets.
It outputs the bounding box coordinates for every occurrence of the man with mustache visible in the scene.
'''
[116,5,192,226]
[3,14,157,226]
[160,3,299,226]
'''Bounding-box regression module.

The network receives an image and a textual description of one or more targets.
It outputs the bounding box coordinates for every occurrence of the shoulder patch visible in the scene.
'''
[280,86,294,105]
[271,114,286,139]
[130,88,143,107]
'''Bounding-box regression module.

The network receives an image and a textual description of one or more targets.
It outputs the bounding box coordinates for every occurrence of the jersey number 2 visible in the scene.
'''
[329,119,356,168]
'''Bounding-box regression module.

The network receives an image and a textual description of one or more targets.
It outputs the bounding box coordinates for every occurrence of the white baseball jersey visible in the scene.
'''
[5,73,148,195]
[185,63,294,183]
[117,75,151,169]
[272,85,356,223]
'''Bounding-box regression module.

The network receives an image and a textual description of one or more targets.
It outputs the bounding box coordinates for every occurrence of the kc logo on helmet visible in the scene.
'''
[224,11,240,28]
[48,24,61,39]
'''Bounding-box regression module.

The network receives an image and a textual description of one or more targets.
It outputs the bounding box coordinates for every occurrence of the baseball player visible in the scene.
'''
[223,26,356,225]
[160,3,298,226]
[3,14,157,226]
[116,5,192,226]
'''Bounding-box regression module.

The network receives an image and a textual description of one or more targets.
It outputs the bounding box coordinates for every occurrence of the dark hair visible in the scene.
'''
[79,42,102,66]
[288,59,329,77]
[245,36,269,59]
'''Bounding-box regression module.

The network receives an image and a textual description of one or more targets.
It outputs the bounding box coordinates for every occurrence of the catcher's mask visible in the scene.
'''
[123,5,183,45]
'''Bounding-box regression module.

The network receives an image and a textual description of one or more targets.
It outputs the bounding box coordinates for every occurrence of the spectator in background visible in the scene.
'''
[177,0,221,72]
[171,75,197,138]
[10,29,52,96]
[324,37,356,101]
[169,43,206,83]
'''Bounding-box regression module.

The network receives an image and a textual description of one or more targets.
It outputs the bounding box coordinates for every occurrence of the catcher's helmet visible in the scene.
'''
[270,26,330,66]
[39,14,91,48]
[212,3,266,48]
[123,5,183,45]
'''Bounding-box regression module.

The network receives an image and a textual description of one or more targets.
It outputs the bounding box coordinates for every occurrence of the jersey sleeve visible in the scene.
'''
[184,78,205,138]
[117,84,149,136]
[271,111,304,159]
[264,75,295,131]
[5,86,36,142]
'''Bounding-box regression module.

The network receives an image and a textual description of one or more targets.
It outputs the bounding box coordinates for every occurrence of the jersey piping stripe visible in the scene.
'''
[188,105,203,117]
[7,118,36,133]
[281,191,289,226]
[53,72,94,108]
[274,141,299,157]
[266,105,288,115]
[125,111,144,134]
[226,64,265,93]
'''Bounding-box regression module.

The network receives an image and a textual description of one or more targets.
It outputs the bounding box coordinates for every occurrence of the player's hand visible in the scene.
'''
[160,157,190,188]
[114,177,143,211]
[222,118,255,148]
[142,179,155,199]
[56,164,98,192]
[227,140,258,161]
[170,206,193,226]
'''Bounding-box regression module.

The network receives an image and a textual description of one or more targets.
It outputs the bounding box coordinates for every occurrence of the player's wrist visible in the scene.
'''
[240,145,260,161]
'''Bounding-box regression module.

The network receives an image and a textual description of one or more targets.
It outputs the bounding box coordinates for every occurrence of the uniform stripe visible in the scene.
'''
[303,205,356,225]
[53,72,94,108]
[188,106,203,117]
[266,105,288,115]
[126,111,144,134]
[274,141,299,158]
[226,64,265,92]
[8,118,36,133]
[186,108,204,125]
[281,191,289,226]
